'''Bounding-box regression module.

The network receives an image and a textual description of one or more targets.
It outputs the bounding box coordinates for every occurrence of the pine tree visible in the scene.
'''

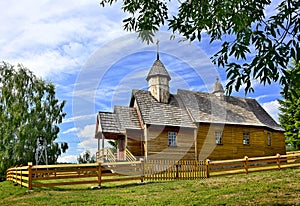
[279,60,300,150]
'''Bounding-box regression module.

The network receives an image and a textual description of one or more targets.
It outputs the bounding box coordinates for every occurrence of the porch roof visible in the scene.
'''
[98,106,142,136]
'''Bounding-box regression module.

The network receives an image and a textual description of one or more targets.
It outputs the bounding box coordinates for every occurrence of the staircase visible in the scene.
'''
[97,148,116,163]
[125,148,137,162]
[97,148,136,163]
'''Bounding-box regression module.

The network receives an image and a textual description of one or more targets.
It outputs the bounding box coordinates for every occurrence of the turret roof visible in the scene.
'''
[212,77,225,94]
[146,59,171,81]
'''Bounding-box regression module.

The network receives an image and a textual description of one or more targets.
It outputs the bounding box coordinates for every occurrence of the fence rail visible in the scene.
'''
[6,152,300,190]
[207,152,300,177]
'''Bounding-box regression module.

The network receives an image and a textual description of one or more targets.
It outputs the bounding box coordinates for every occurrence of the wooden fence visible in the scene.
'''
[6,160,206,190]
[6,152,300,190]
[143,160,206,181]
[207,152,300,177]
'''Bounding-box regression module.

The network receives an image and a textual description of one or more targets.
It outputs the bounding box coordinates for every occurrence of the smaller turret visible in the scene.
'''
[212,77,225,98]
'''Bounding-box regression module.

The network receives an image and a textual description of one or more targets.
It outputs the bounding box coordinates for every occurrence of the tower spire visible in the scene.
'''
[156,39,159,60]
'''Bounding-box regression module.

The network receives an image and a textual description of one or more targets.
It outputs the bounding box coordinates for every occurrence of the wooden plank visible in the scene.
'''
[32,163,99,169]
[32,167,98,174]
[210,158,245,164]
[33,174,98,181]
[21,182,29,188]
[281,163,300,168]
[101,176,141,183]
[102,161,141,167]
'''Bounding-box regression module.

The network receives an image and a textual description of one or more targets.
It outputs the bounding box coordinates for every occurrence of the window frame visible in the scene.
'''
[243,132,250,145]
[215,131,223,145]
[168,131,177,147]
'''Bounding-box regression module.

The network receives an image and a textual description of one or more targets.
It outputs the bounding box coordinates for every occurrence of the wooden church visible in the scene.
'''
[95,55,286,161]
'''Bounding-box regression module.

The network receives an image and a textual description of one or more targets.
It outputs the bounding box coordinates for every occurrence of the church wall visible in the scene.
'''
[197,123,286,161]
[146,125,196,160]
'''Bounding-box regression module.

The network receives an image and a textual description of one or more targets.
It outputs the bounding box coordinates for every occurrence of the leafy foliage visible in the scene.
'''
[279,60,300,150]
[100,0,300,95]
[0,62,67,180]
[77,150,96,164]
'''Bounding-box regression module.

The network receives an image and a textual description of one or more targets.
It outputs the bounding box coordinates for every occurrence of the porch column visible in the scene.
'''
[102,134,104,150]
[194,127,198,160]
[144,125,148,160]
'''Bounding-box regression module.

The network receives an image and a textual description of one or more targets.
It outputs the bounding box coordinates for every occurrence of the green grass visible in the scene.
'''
[1,168,299,205]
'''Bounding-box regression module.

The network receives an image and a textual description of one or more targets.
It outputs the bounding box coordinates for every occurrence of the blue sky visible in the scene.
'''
[0,0,282,163]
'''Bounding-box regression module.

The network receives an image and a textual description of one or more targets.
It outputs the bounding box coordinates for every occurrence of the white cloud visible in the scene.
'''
[12,50,79,78]
[77,124,98,155]
[0,0,126,79]
[262,100,280,123]
[57,155,78,163]
[63,113,96,124]
[77,124,96,139]
[62,127,80,135]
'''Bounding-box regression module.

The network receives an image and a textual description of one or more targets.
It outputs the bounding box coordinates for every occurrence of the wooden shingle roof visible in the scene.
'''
[177,89,283,131]
[132,90,196,128]
[114,106,141,130]
[98,106,141,134]
[146,59,171,81]
[98,112,122,134]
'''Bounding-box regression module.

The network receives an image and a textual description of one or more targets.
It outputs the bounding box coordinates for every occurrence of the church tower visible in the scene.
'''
[146,49,171,103]
[212,77,225,98]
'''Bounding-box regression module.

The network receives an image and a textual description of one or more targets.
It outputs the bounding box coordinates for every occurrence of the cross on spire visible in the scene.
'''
[156,39,160,60]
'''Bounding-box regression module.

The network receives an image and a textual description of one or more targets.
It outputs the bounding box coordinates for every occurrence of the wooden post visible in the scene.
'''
[98,163,102,187]
[14,166,17,183]
[175,161,179,180]
[276,153,281,170]
[140,159,144,183]
[28,162,33,190]
[206,159,210,178]
[20,168,22,187]
[244,156,249,174]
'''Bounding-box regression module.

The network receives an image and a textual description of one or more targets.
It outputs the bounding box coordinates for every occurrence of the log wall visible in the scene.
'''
[146,126,196,160]
[197,123,286,160]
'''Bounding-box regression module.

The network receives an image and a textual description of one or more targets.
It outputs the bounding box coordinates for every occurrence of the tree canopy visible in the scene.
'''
[0,62,67,180]
[77,150,96,164]
[279,60,300,150]
[100,0,299,95]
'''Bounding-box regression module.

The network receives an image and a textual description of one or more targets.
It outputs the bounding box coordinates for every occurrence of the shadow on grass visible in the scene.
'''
[34,181,159,192]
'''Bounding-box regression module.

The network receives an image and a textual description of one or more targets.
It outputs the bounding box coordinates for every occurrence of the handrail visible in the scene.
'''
[97,148,116,163]
[125,148,137,162]
[106,148,116,162]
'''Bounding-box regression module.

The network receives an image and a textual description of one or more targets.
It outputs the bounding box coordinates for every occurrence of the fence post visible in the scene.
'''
[14,166,17,183]
[20,167,22,187]
[276,153,281,170]
[98,163,102,187]
[28,162,33,190]
[140,159,144,183]
[206,159,210,178]
[244,156,249,175]
[175,161,179,180]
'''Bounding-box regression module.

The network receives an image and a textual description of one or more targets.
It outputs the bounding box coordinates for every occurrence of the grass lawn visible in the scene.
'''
[1,168,299,205]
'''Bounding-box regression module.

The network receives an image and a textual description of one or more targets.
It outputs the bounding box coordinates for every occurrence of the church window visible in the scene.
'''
[215,131,223,145]
[168,132,177,147]
[243,132,250,145]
